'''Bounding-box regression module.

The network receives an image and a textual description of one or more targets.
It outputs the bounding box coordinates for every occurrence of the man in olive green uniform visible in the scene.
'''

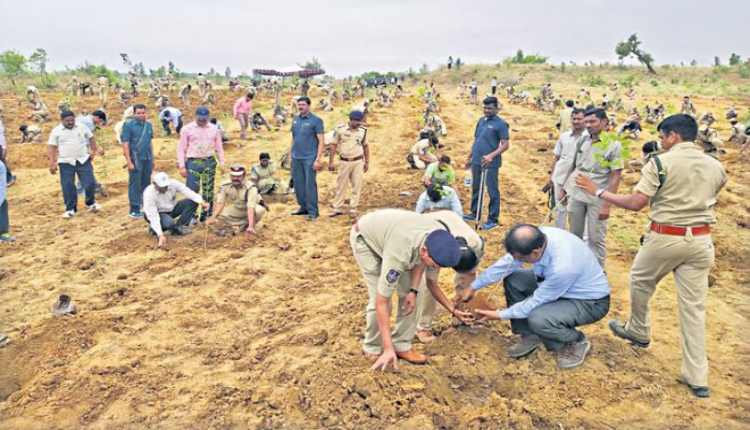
[576,114,726,398]
[208,164,267,236]
[415,210,484,343]
[350,209,463,370]
[250,153,287,195]
[565,108,623,268]
[329,111,369,217]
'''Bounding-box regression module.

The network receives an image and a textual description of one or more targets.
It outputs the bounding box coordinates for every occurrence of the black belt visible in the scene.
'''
[340,155,364,162]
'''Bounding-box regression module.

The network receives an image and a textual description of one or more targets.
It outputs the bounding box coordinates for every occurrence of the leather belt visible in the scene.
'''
[340,155,364,162]
[650,223,710,236]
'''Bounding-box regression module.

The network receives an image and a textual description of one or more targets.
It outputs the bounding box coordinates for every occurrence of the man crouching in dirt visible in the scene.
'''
[207,164,267,238]
[143,172,208,248]
[465,224,610,369]
[350,209,473,370]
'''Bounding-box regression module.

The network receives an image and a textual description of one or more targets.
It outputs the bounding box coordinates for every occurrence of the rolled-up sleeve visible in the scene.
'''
[470,254,521,291]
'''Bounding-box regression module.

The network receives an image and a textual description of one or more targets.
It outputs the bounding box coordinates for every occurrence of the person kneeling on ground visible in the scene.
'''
[143,172,208,248]
[466,224,610,369]
[207,164,267,237]
[407,130,439,170]
[415,183,462,215]
[250,152,287,195]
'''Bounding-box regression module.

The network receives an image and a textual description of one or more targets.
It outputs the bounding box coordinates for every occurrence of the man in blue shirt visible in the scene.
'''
[465,224,610,369]
[120,103,154,218]
[465,96,510,230]
[289,96,325,221]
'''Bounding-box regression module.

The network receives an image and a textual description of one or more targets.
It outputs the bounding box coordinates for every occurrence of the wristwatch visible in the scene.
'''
[595,189,606,198]
[409,288,419,295]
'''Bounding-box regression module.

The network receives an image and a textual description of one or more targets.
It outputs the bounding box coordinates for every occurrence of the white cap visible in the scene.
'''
[153,172,170,187]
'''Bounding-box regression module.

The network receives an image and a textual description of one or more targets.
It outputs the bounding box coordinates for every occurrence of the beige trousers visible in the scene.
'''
[568,197,607,267]
[350,227,417,354]
[333,160,364,212]
[624,231,714,387]
[99,89,108,107]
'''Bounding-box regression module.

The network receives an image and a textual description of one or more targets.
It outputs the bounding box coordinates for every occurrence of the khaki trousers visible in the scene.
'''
[568,197,607,267]
[99,89,108,107]
[350,227,417,354]
[624,231,714,387]
[333,160,364,212]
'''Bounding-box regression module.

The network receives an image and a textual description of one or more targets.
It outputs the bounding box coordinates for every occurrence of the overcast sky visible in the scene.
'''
[0,0,745,77]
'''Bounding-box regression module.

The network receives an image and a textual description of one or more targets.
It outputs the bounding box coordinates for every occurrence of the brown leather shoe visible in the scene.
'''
[416,329,436,343]
[396,349,428,364]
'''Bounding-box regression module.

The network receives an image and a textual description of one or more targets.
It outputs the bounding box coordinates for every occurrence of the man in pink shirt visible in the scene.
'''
[177,106,226,220]
[233,92,254,139]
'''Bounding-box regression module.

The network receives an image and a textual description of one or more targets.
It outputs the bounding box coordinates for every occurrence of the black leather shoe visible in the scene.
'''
[290,208,308,216]
[608,320,650,348]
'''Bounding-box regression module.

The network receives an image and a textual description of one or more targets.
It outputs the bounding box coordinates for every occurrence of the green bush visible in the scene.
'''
[581,74,606,86]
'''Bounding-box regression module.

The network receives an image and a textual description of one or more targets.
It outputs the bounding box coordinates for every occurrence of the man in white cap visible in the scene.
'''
[142,172,208,248]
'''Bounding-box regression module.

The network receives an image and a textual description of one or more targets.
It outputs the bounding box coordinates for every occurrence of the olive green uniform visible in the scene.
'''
[623,142,726,388]
[249,162,286,194]
[350,209,444,354]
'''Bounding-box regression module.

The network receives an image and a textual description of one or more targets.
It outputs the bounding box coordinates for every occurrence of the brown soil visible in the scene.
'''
[0,74,748,429]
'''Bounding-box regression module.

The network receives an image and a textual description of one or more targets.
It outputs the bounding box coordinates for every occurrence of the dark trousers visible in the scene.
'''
[470,164,500,223]
[144,199,197,234]
[59,159,96,212]
[491,86,497,95]
[0,199,8,234]
[291,157,318,216]
[128,158,153,213]
[161,117,184,136]
[186,157,217,219]
[504,271,610,351]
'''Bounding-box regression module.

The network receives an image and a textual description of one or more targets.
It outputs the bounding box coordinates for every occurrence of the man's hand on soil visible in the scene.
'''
[452,308,475,323]
[157,235,167,248]
[371,348,399,372]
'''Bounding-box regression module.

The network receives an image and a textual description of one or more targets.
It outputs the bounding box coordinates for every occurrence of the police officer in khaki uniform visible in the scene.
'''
[250,152,287,195]
[576,114,726,398]
[415,210,484,343]
[329,111,369,217]
[350,209,467,371]
[208,164,267,237]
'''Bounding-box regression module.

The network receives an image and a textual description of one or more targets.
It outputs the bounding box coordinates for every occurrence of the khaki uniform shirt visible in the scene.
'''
[357,209,441,297]
[422,210,484,281]
[635,142,726,226]
[216,181,262,225]
[334,124,367,158]
[250,162,277,182]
